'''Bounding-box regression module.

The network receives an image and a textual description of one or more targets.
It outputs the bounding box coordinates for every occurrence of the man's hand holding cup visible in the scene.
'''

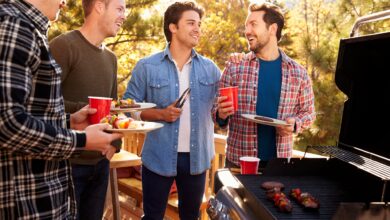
[218,87,238,120]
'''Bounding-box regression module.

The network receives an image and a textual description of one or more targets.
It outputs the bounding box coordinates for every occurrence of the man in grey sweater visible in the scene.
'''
[49,0,126,219]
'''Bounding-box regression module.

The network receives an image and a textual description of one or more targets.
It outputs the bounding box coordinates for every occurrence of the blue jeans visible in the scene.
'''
[72,159,109,220]
[141,153,206,220]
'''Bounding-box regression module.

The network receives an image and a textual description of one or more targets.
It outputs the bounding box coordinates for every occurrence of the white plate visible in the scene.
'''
[110,102,156,112]
[241,114,291,127]
[105,121,163,134]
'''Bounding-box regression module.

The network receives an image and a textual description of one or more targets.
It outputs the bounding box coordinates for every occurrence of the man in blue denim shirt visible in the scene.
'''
[124,2,220,219]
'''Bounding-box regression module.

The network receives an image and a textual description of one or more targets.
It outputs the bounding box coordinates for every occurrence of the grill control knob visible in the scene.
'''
[206,197,233,220]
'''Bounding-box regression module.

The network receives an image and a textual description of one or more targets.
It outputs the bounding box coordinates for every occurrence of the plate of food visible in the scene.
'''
[110,98,156,112]
[241,114,291,127]
[101,113,163,134]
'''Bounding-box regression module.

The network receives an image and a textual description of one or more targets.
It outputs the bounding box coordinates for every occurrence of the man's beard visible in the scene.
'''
[249,42,263,54]
[248,36,270,54]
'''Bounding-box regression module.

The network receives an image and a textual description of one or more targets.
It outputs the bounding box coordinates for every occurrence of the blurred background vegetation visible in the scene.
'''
[49,0,390,152]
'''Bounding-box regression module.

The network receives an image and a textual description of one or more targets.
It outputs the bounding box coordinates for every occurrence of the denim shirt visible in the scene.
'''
[124,46,221,176]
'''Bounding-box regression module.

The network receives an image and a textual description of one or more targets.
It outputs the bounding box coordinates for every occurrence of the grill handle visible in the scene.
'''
[350,9,390,37]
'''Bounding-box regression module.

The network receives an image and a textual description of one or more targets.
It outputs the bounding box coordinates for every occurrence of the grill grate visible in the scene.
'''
[309,146,390,180]
[236,175,354,220]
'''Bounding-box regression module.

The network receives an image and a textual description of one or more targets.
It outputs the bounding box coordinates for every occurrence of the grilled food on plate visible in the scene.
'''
[112,98,141,108]
[100,113,139,129]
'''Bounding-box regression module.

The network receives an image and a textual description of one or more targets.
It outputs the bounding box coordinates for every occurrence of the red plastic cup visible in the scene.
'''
[88,96,112,124]
[240,156,260,174]
[219,86,238,110]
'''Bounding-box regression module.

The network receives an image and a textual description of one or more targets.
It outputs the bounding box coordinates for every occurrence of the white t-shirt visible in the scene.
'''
[174,58,191,152]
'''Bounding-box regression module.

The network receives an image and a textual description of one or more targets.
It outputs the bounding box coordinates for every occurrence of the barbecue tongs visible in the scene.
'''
[175,88,191,109]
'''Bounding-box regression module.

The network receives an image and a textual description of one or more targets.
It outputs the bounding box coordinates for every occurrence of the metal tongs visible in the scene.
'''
[175,88,191,109]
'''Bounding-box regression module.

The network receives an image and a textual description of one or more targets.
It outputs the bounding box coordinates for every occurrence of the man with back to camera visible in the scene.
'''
[0,0,122,218]
[49,0,126,219]
[124,1,221,219]
[215,2,316,169]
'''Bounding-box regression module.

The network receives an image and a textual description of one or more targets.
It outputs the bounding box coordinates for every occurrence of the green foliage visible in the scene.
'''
[196,0,249,69]
[289,0,389,150]
[49,0,83,39]
[337,0,390,36]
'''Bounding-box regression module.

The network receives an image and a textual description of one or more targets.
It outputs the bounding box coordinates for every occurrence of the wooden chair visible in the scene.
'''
[117,133,145,207]
[122,133,144,156]
[211,134,227,194]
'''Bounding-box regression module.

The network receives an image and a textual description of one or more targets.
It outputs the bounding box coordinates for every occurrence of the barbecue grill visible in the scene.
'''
[208,10,390,220]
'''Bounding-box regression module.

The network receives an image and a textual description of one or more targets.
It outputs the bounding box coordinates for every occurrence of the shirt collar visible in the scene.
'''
[279,49,295,65]
[161,43,199,62]
[249,49,295,65]
[6,0,50,35]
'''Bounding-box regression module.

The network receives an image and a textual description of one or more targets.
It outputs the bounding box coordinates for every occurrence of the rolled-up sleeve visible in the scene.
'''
[295,70,316,133]
[212,61,233,127]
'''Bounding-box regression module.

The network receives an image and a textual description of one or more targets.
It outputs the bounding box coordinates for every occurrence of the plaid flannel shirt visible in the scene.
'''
[0,0,86,218]
[213,50,315,166]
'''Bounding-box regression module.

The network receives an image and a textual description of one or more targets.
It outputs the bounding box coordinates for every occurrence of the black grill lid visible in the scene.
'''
[335,31,390,159]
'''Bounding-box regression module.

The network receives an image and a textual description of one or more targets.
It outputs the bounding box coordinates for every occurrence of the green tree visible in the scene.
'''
[338,0,390,36]
[288,0,390,151]
[196,0,249,69]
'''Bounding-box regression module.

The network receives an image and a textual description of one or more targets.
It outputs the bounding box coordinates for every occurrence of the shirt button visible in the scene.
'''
[191,113,194,116]
[175,130,178,133]
[190,81,193,85]
[158,84,160,88]
[192,129,195,132]
[176,84,178,87]
[191,97,194,100]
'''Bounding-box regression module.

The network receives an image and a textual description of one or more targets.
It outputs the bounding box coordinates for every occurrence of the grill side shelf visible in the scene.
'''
[308,146,390,181]
[309,146,389,202]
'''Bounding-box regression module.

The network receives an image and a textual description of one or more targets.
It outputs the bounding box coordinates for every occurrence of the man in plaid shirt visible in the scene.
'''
[214,2,316,168]
[0,0,122,218]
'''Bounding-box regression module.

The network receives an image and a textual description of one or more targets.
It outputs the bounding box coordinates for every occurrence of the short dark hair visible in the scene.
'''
[163,1,204,43]
[82,0,110,17]
[248,2,284,41]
